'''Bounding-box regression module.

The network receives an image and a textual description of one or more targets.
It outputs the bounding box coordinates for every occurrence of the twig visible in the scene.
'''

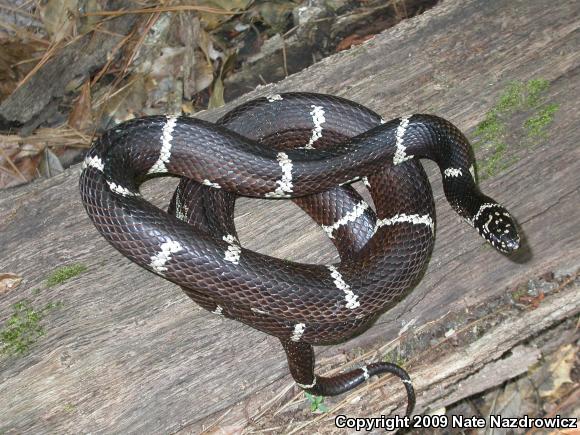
[0,148,28,182]
[0,2,39,19]
[82,5,242,17]
[282,40,288,78]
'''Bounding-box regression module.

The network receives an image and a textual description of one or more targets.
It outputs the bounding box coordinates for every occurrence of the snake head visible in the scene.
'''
[473,203,520,253]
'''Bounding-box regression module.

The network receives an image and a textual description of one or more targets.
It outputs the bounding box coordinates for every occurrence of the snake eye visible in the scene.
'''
[474,206,520,253]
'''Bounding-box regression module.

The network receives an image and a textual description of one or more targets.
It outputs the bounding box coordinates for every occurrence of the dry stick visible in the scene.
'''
[282,40,288,78]
[199,407,234,434]
[81,5,242,17]
[0,20,50,44]
[0,164,22,181]
[14,39,63,91]
[250,382,295,422]
[12,55,47,67]
[91,30,136,86]
[0,148,28,182]
[0,2,39,19]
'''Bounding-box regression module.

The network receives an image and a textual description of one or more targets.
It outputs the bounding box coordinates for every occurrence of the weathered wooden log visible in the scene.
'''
[0,0,578,433]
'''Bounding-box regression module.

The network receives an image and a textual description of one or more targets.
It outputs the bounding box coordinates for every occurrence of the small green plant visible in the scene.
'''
[46,264,87,287]
[473,78,558,179]
[0,299,61,356]
[304,392,329,413]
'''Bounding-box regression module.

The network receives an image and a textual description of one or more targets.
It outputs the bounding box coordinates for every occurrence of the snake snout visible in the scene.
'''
[474,205,520,253]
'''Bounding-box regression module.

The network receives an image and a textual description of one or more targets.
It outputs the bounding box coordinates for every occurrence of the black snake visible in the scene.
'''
[79,92,520,415]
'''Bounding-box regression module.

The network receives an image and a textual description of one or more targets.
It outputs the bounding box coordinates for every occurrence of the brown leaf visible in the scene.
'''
[68,80,93,131]
[203,425,244,435]
[518,291,545,309]
[539,344,576,399]
[197,0,252,30]
[0,39,46,102]
[208,77,225,109]
[255,1,295,31]
[0,273,23,294]
[336,34,375,52]
[38,148,64,178]
[0,140,42,188]
[39,0,78,43]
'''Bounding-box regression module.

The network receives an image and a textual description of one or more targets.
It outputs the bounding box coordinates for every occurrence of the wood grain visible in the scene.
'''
[0,0,578,433]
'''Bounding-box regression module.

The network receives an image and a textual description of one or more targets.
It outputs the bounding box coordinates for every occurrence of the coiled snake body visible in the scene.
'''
[79,93,520,415]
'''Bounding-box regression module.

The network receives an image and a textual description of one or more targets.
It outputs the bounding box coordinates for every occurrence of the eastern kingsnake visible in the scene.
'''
[79,92,520,416]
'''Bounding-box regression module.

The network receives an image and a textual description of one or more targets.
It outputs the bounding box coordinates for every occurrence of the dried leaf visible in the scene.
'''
[539,344,576,398]
[194,60,215,93]
[0,273,23,294]
[98,75,148,124]
[208,77,225,109]
[197,0,252,30]
[204,425,244,435]
[336,34,375,52]
[255,0,295,31]
[39,0,78,42]
[68,80,93,131]
[0,140,42,188]
[39,148,64,178]
[0,39,45,101]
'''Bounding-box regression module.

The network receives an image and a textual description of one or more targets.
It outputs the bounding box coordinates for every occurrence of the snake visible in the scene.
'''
[79,92,520,416]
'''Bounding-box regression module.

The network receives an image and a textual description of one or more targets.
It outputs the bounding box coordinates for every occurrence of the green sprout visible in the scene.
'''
[305,392,329,413]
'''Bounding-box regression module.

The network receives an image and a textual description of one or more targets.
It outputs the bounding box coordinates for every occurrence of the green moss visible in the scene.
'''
[473,78,558,180]
[0,299,61,356]
[46,264,87,287]
[524,103,559,138]
[304,392,328,413]
[526,79,550,107]
[473,113,504,152]
[495,81,525,114]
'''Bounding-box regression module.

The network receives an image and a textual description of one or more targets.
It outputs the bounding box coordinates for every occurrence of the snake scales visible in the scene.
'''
[79,92,520,415]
